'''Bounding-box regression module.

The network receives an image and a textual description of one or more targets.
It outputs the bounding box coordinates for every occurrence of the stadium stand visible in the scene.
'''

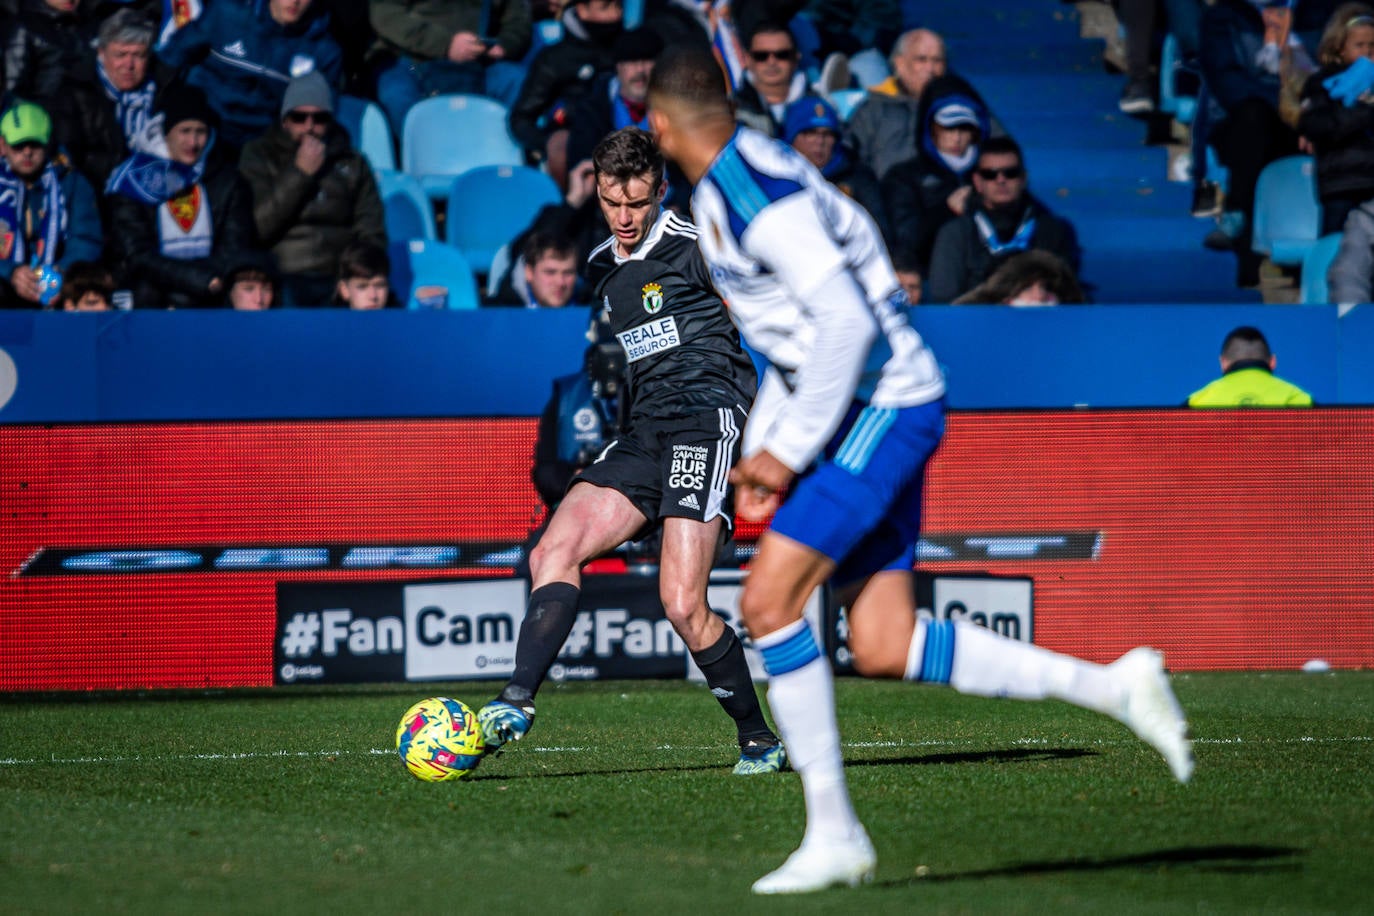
[388,239,481,310]
[1251,156,1322,269]
[336,95,397,173]
[401,95,524,200]
[375,170,438,244]
[916,1,1260,303]
[1300,232,1343,305]
[445,165,562,276]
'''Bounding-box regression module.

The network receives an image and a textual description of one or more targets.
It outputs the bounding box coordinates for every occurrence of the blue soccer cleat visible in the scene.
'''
[477,700,535,754]
[733,738,787,775]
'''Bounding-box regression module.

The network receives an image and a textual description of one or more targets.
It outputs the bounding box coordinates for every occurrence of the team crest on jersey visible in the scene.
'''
[0,220,12,260]
[167,185,201,232]
[641,282,663,314]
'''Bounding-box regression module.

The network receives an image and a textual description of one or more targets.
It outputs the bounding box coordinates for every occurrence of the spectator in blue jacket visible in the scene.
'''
[157,0,343,151]
[0,101,104,309]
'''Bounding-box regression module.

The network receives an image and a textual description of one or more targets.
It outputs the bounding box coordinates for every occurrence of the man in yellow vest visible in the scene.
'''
[1188,326,1314,407]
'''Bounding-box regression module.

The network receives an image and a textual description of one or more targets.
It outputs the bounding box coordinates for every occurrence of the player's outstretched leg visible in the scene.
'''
[690,626,786,774]
[477,582,579,753]
[912,618,1194,782]
[750,618,875,894]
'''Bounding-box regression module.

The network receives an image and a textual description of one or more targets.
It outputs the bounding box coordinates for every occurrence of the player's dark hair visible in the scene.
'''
[522,230,577,267]
[592,126,664,192]
[337,240,390,282]
[56,261,115,307]
[1220,325,1272,362]
[647,44,731,116]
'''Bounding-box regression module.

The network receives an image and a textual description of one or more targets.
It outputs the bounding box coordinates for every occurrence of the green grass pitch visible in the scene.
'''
[3,672,1371,915]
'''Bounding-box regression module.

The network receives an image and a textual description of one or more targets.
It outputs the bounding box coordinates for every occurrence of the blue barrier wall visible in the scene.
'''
[2,305,1368,422]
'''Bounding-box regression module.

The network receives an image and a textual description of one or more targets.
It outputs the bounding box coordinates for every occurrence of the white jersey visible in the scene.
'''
[691,127,945,472]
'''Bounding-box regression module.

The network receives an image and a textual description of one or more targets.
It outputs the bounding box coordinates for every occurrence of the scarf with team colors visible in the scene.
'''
[0,160,65,267]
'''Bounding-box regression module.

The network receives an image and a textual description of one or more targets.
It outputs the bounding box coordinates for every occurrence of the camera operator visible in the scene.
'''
[531,332,626,509]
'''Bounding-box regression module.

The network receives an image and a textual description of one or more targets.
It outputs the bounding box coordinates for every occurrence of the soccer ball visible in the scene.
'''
[395,697,486,781]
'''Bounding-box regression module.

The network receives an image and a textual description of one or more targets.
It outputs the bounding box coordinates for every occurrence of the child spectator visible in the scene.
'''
[333,240,397,309]
[226,263,276,310]
[55,261,116,311]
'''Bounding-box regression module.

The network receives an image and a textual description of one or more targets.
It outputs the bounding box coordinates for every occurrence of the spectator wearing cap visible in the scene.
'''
[238,71,386,307]
[368,0,532,139]
[881,74,992,276]
[564,28,665,179]
[157,0,343,151]
[105,85,258,308]
[0,101,103,309]
[926,136,1080,304]
[783,94,888,239]
[845,28,1006,181]
[734,21,809,137]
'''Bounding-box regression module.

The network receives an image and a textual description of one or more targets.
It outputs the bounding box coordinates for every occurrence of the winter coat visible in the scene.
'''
[508,7,620,156]
[925,194,1080,304]
[0,156,103,308]
[1297,63,1374,203]
[107,151,258,308]
[880,74,993,271]
[157,0,343,148]
[734,70,809,138]
[1327,197,1374,303]
[1,0,93,110]
[238,123,386,279]
[369,0,531,65]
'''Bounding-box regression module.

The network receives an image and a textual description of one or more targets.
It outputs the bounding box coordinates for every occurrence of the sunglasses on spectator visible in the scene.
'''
[750,48,797,62]
[976,166,1024,180]
[285,110,333,126]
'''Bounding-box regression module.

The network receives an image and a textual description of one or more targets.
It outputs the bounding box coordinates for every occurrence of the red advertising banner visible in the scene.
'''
[3,411,1370,691]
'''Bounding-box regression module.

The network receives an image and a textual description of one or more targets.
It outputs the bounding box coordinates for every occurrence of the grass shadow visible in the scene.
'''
[878,845,1305,887]
[850,747,1098,768]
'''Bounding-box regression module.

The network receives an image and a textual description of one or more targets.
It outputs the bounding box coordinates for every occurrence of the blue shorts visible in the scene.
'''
[770,398,945,587]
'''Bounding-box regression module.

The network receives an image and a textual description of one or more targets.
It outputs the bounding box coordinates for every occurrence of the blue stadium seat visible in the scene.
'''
[826,88,867,121]
[374,169,436,242]
[388,239,480,310]
[336,94,396,172]
[531,18,563,52]
[1300,232,1343,304]
[1251,156,1321,267]
[446,165,561,276]
[402,94,524,199]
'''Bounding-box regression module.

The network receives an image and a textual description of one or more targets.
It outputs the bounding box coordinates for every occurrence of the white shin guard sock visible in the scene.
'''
[757,620,863,843]
[906,618,1125,718]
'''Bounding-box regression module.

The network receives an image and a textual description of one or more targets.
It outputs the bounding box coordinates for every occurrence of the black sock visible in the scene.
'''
[691,626,776,747]
[500,582,580,707]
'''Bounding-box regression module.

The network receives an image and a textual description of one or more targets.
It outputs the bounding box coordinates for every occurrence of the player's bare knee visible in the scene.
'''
[847,640,903,679]
[528,537,575,582]
[738,582,797,636]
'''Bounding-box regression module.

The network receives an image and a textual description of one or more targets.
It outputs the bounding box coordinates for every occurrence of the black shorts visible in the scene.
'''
[575,405,746,529]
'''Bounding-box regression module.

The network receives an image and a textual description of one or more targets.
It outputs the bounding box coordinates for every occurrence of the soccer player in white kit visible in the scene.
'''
[645,46,1195,895]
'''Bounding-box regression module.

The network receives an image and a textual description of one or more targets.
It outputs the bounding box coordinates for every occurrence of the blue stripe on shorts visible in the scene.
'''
[759,625,822,677]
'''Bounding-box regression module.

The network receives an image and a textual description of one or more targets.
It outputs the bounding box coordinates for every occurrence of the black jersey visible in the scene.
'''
[587,209,757,420]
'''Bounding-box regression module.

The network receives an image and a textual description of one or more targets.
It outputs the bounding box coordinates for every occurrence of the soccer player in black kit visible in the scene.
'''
[479,127,786,775]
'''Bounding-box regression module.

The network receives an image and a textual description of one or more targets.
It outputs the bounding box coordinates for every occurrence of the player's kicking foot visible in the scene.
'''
[1112,647,1194,783]
[733,738,787,775]
[477,699,534,755]
[751,829,876,894]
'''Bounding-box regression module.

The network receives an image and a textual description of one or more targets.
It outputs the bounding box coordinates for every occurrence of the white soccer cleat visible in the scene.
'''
[1112,647,1195,783]
[751,830,876,895]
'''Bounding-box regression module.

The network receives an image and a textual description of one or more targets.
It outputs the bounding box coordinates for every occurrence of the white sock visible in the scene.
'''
[756,618,864,845]
[905,618,1124,718]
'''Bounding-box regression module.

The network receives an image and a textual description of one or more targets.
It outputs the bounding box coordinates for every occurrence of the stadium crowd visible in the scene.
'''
[2,0,1372,309]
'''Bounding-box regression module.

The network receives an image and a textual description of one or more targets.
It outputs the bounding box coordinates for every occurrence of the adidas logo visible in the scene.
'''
[678,493,701,510]
[222,41,247,57]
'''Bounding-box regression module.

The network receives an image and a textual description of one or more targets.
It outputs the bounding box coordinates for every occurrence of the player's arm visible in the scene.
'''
[739,194,879,474]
